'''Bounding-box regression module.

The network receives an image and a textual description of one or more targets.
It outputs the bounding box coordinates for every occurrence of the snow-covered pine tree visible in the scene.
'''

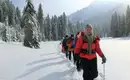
[51,16,54,40]
[0,23,7,42]
[46,14,52,41]
[15,7,21,25]
[117,15,122,37]
[114,12,119,37]
[44,18,47,40]
[76,21,81,33]
[0,1,5,41]
[7,0,16,26]
[21,0,40,48]
[62,12,68,36]
[15,7,22,42]
[51,15,58,41]
[0,0,9,42]
[37,3,45,41]
[53,15,58,40]
[111,12,118,37]
[57,13,67,40]
[1,0,9,23]
[0,6,3,22]
[126,5,130,36]
[68,21,74,35]
[120,15,126,37]
[93,25,100,37]
[111,13,114,37]
[57,16,63,40]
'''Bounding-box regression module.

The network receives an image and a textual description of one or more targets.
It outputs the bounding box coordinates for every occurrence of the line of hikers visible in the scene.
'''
[61,24,107,80]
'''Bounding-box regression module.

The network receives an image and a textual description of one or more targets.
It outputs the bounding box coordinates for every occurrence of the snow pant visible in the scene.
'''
[68,51,72,61]
[64,46,68,58]
[76,58,82,71]
[81,58,98,80]
[74,54,82,71]
[65,51,69,58]
[72,51,77,64]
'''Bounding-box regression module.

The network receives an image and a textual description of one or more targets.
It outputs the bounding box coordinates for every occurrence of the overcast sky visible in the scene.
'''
[11,0,94,16]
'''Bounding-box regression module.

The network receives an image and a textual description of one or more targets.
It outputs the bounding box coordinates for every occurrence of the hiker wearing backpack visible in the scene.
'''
[62,35,69,58]
[66,34,75,61]
[74,24,106,80]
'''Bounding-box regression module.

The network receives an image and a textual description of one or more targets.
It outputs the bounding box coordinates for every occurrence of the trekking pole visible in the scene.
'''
[103,63,105,80]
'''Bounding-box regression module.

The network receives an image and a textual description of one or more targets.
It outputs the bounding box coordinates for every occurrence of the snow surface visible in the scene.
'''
[0,39,130,80]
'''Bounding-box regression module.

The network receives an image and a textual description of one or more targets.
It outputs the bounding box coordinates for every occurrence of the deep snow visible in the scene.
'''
[0,38,130,80]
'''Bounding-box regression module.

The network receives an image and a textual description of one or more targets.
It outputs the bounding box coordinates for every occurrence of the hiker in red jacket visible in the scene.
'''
[74,24,106,80]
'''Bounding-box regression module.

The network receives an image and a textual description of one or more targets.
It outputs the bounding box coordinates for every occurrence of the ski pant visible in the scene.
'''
[76,58,82,71]
[64,46,68,58]
[65,51,68,58]
[68,51,72,60]
[81,58,98,80]
[72,51,77,64]
[74,54,82,71]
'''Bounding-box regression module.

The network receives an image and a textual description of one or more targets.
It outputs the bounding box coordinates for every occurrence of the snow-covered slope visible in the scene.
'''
[0,41,81,80]
[69,0,128,28]
[0,39,130,80]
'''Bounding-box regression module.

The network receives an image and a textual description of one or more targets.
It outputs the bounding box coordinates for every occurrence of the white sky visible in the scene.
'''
[11,0,95,16]
[11,0,130,16]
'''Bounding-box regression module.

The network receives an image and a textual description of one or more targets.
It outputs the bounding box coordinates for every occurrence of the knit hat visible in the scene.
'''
[65,35,68,38]
[86,24,92,29]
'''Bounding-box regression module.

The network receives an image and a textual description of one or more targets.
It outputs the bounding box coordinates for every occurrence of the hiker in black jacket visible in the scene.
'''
[62,35,69,58]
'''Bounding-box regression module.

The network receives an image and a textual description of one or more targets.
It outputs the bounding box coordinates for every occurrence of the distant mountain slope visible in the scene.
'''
[69,0,128,27]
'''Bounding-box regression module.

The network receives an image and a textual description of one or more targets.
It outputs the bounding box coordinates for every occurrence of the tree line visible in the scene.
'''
[110,5,130,37]
[1,0,128,42]
[0,0,85,42]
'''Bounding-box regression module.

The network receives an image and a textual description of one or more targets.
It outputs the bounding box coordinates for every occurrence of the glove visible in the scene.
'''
[101,54,106,64]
